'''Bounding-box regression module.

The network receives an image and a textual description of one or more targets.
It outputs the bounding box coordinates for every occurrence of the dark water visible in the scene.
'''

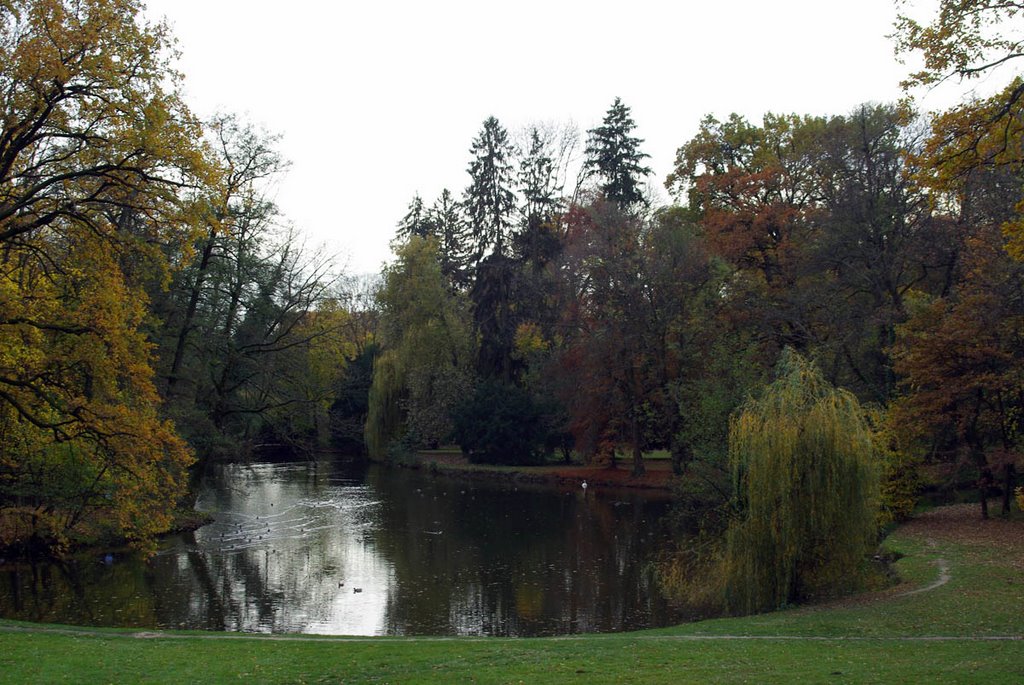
[0,458,688,636]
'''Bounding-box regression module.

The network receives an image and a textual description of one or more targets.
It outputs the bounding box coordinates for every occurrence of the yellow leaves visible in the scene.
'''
[896,0,1024,89]
[2,0,212,247]
[0,0,204,552]
[865,405,920,527]
[1004,212,1024,261]
[513,322,548,358]
[917,89,1024,259]
[897,2,1024,263]
[724,350,879,613]
[100,407,194,545]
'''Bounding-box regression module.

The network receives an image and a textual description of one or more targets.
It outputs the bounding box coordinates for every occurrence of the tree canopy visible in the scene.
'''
[5,0,1024,592]
[0,0,208,551]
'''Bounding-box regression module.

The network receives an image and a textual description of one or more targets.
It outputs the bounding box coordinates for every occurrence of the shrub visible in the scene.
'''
[867,404,921,527]
[451,380,548,465]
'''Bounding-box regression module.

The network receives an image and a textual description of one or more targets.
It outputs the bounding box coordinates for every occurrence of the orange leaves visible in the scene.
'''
[898,2,1024,262]
[669,113,827,291]
[891,218,1024,465]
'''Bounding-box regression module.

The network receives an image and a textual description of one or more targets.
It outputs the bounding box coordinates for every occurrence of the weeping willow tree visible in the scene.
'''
[365,349,406,458]
[723,349,880,615]
[365,237,473,458]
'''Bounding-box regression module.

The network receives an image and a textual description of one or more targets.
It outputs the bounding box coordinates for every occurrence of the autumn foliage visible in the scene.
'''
[0,0,206,552]
[4,0,1024,577]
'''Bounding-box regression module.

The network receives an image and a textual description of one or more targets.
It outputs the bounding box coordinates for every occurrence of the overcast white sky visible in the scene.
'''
[144,0,948,275]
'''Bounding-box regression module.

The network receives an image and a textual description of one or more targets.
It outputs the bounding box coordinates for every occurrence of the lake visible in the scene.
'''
[0,457,688,636]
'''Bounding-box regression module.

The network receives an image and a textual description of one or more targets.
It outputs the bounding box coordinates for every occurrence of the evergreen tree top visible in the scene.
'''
[519,127,563,227]
[463,116,518,262]
[585,97,652,210]
[395,193,435,242]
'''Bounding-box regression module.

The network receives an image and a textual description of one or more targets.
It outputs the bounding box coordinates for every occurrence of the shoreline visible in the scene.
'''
[0,506,213,563]
[388,451,679,492]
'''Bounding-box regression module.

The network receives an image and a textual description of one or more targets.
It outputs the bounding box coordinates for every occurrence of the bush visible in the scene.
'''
[451,380,548,465]
[867,404,921,527]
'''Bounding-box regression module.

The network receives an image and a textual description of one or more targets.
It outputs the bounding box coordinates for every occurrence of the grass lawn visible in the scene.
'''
[1,504,1021,684]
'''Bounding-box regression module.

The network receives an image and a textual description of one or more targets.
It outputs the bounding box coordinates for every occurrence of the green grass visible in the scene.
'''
[1,629,1019,684]
[1,513,1022,684]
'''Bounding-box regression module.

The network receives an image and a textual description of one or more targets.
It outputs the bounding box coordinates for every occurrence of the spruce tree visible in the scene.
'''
[395,193,435,242]
[463,116,518,264]
[429,188,471,289]
[584,97,652,210]
[518,127,562,230]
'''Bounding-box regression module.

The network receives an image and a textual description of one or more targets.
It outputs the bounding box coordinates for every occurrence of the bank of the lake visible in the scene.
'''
[2,503,1020,684]
[396,448,679,491]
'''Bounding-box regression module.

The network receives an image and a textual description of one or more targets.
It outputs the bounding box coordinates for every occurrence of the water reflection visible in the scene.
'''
[0,458,687,636]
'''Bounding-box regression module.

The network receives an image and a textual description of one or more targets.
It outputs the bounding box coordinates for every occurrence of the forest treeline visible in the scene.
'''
[367,103,1022,511]
[1,0,1022,569]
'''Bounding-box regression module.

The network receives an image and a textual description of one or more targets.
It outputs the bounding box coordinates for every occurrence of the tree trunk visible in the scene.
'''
[966,399,989,520]
[1002,463,1016,517]
[167,232,216,395]
[670,436,692,476]
[630,411,645,477]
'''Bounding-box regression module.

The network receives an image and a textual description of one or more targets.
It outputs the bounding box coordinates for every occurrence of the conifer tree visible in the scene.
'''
[584,97,652,210]
[395,193,435,242]
[519,127,563,230]
[429,189,472,289]
[464,116,518,264]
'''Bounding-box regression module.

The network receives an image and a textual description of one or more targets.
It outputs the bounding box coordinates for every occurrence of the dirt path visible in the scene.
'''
[898,503,1024,559]
[897,539,951,597]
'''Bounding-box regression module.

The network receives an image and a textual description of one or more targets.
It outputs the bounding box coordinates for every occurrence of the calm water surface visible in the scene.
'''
[0,458,688,636]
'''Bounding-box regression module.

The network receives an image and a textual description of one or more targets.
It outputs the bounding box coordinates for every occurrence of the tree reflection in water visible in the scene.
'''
[0,457,686,636]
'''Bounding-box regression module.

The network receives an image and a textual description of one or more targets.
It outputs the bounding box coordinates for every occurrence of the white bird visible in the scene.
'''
[581,480,588,493]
